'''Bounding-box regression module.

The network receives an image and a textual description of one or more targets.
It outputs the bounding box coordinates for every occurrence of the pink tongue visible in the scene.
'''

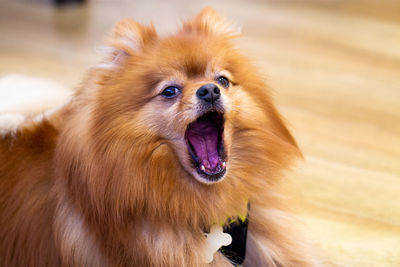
[187,121,219,170]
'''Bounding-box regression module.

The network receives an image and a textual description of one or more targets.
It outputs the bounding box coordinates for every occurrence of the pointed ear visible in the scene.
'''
[270,108,302,158]
[112,19,157,54]
[96,19,157,70]
[112,19,158,54]
[182,7,241,37]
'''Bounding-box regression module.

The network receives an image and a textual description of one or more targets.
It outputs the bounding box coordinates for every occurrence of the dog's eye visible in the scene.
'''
[216,76,229,88]
[161,86,180,98]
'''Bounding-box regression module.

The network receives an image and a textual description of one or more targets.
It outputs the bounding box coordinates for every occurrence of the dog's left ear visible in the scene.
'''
[181,7,241,37]
[269,107,302,157]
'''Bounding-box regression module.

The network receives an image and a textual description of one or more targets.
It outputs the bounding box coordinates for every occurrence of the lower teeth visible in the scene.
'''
[200,162,226,173]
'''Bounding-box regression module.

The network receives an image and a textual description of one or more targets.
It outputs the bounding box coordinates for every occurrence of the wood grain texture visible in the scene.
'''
[0,0,399,266]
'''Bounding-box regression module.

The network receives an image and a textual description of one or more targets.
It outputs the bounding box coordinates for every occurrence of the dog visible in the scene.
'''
[0,8,320,267]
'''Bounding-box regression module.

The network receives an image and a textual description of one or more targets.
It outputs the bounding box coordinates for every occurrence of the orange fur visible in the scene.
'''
[0,8,320,267]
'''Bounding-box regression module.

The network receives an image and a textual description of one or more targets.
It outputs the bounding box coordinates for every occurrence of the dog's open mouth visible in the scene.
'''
[185,111,226,182]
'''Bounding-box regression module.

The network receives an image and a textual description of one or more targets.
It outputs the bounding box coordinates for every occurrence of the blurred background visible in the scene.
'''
[1,0,399,265]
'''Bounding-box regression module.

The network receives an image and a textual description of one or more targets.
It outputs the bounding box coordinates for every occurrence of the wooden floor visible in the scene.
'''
[1,0,399,266]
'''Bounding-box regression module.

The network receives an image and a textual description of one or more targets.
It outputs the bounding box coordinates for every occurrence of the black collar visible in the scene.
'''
[219,209,249,265]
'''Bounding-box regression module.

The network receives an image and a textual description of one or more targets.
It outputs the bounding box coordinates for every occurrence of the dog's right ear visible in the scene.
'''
[97,20,157,69]
[112,19,158,54]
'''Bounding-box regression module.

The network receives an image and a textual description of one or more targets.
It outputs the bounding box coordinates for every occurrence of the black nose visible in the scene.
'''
[196,83,221,103]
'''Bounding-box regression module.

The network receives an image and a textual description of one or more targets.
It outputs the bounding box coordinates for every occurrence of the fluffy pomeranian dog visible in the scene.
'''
[0,8,320,267]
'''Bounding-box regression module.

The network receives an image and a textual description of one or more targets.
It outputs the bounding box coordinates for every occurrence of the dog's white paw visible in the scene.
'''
[0,74,71,116]
[0,113,25,138]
